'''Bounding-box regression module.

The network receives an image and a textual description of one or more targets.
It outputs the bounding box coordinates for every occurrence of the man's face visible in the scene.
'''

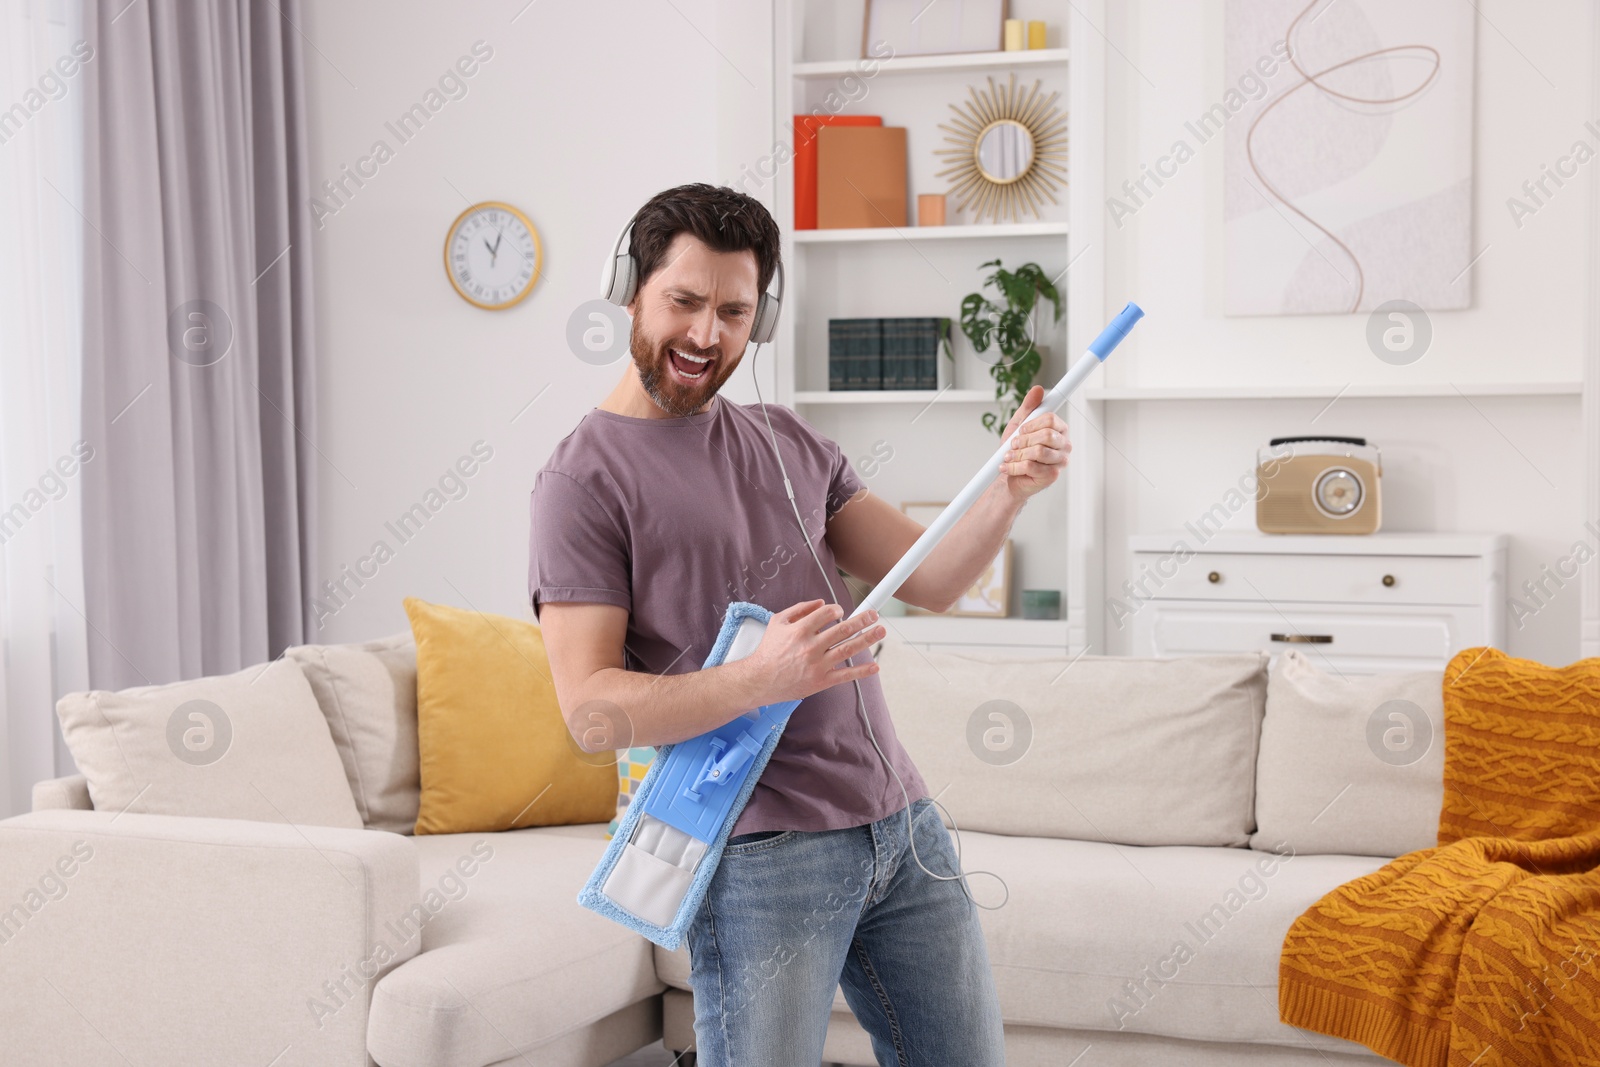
[628,232,760,417]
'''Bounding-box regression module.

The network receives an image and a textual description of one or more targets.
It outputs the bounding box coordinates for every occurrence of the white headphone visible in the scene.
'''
[599,213,784,346]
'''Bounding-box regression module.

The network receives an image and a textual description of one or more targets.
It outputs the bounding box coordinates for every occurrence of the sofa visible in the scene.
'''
[0,626,1446,1067]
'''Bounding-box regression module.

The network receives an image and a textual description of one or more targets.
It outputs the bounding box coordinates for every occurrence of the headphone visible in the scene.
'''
[599,213,784,345]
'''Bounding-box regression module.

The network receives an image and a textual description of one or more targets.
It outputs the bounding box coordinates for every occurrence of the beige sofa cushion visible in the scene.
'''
[1251,649,1444,858]
[0,809,419,1066]
[55,657,362,829]
[877,639,1267,846]
[286,631,420,834]
[367,823,663,1066]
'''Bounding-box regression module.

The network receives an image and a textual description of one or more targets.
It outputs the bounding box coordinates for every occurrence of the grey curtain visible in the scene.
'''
[80,0,318,690]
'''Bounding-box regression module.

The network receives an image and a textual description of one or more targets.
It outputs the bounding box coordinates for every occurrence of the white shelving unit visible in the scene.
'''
[793,47,1071,79]
[776,2,1074,402]
[792,220,1069,244]
[792,387,994,405]
[773,1,1096,648]
[880,614,1071,658]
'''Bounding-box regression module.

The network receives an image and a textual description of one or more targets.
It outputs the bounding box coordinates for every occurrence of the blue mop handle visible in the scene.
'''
[846,302,1144,622]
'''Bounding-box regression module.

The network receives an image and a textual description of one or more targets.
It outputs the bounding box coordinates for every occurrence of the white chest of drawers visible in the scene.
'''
[1124,532,1507,673]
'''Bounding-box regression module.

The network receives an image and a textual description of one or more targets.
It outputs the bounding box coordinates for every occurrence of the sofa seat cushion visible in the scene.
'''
[656,831,1386,1051]
[368,823,663,1067]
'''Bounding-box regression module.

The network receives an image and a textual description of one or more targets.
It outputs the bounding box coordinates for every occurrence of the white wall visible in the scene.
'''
[301,0,773,643]
[300,1,1595,665]
[1104,0,1592,390]
[1098,0,1594,663]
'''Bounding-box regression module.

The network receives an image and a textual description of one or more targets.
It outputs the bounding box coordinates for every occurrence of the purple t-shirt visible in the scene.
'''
[528,395,928,835]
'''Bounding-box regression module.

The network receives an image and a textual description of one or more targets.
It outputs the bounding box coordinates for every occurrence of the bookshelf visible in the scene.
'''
[792,47,1070,79]
[793,388,995,405]
[776,2,1077,402]
[773,1,1102,644]
[792,221,1070,244]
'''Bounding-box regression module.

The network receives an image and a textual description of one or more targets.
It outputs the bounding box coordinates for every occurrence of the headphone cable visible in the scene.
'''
[748,341,1008,913]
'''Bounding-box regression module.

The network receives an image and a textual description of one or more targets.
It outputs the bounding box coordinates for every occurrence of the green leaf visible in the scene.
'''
[960,256,1059,435]
[996,271,1039,317]
[1036,279,1063,322]
[959,293,996,352]
[997,308,1030,356]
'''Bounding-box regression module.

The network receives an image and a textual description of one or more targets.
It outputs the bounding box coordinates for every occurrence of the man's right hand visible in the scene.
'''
[736,599,885,705]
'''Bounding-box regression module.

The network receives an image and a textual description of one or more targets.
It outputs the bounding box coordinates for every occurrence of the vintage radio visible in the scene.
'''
[1255,436,1382,535]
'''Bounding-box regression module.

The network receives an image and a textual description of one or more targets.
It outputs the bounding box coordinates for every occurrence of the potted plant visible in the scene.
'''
[959,259,1064,435]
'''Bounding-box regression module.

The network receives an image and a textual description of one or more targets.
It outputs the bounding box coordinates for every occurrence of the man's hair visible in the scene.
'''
[630,183,781,297]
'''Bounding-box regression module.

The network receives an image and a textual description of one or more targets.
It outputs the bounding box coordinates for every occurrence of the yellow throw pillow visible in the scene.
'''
[404,596,615,835]
[1440,646,1600,845]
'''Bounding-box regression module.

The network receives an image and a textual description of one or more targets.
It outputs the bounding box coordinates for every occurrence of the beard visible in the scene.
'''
[629,320,739,418]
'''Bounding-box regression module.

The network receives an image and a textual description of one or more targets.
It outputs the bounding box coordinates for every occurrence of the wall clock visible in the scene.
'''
[443,201,542,310]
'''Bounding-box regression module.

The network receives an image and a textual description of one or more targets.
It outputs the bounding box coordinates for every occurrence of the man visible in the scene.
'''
[529,183,1071,1066]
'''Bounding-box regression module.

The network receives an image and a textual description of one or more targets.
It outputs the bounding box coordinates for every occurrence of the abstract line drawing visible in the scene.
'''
[1225,0,1476,316]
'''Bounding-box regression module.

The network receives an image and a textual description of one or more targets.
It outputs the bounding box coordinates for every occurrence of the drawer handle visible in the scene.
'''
[1271,633,1333,644]
[1382,574,1396,587]
[1207,571,1221,584]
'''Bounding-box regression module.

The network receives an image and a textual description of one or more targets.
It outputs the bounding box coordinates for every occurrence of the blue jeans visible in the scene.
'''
[686,796,1006,1066]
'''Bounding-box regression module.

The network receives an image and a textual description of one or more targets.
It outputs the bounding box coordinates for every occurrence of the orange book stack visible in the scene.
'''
[793,114,882,230]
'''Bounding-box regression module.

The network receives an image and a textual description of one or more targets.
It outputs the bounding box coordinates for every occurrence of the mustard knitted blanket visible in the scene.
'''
[1278,647,1600,1067]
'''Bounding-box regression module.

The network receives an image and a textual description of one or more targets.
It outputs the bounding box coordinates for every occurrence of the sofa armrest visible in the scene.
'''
[32,773,91,811]
[0,810,420,1067]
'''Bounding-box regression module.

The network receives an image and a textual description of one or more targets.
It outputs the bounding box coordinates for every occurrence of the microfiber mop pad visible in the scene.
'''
[577,601,798,950]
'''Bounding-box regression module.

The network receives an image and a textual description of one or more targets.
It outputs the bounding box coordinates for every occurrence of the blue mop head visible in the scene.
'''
[577,600,801,950]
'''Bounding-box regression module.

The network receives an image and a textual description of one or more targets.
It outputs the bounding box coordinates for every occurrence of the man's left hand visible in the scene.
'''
[998,385,1071,502]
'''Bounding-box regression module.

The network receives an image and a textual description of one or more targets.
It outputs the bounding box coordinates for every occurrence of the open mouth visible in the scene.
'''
[666,347,715,383]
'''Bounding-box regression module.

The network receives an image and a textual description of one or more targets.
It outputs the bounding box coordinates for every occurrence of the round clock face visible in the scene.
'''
[444,202,542,310]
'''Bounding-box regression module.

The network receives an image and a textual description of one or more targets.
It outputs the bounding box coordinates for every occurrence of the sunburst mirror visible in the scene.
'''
[935,74,1067,224]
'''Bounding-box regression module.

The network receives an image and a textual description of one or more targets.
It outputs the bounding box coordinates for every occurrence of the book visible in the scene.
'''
[828,319,882,390]
[879,317,949,389]
[921,319,940,390]
[880,318,918,390]
[793,115,882,231]
[816,126,908,229]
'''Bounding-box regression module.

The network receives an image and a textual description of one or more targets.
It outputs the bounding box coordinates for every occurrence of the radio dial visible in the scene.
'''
[1314,467,1363,517]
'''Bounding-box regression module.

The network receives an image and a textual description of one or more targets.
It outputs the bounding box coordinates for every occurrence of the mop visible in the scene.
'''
[577,302,1146,950]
